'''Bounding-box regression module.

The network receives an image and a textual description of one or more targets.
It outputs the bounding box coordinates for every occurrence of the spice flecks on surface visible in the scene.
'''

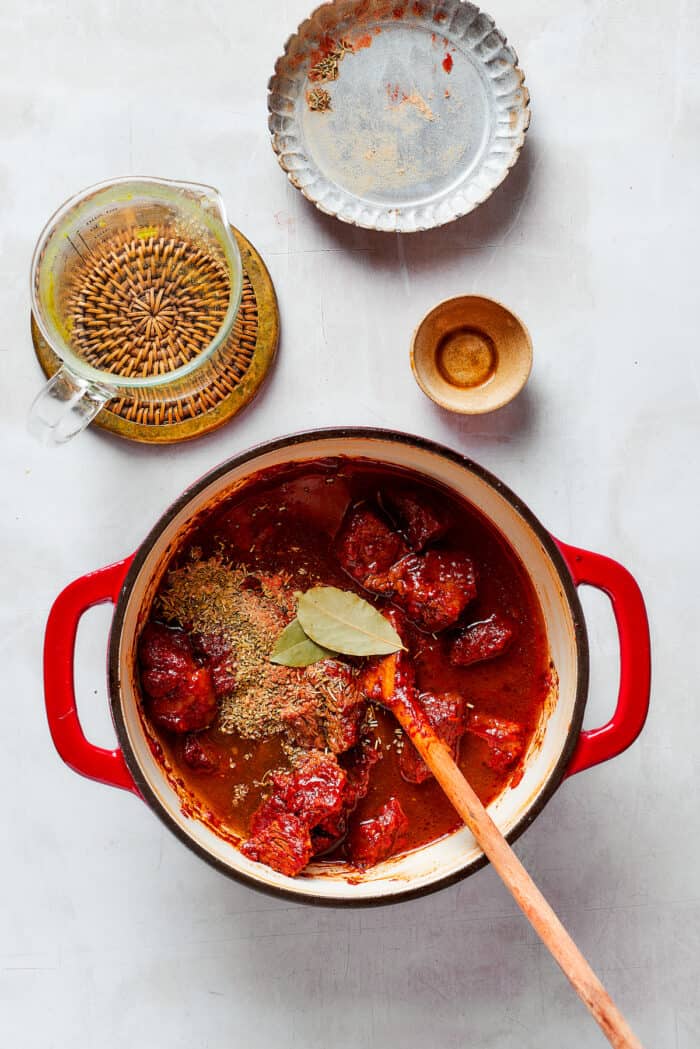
[157,557,360,747]
[307,87,333,112]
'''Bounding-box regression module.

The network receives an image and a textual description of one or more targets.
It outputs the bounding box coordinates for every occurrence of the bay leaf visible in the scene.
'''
[269,617,335,667]
[297,587,404,657]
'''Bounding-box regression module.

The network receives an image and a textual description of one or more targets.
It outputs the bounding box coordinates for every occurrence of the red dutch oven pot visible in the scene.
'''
[43,430,651,904]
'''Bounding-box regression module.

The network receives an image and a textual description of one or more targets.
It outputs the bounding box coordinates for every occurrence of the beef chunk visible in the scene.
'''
[335,505,408,586]
[280,661,365,754]
[345,741,382,809]
[450,614,514,667]
[139,667,184,700]
[191,632,237,697]
[319,662,366,753]
[268,751,348,829]
[382,487,448,550]
[138,623,218,733]
[190,631,229,662]
[371,550,477,632]
[466,712,525,771]
[247,746,382,867]
[241,812,313,877]
[325,702,365,754]
[246,752,349,871]
[398,691,469,784]
[146,669,217,734]
[279,695,327,752]
[248,793,287,838]
[139,621,192,673]
[348,797,409,870]
[311,743,382,856]
[209,660,237,698]
[311,813,348,856]
[181,733,222,773]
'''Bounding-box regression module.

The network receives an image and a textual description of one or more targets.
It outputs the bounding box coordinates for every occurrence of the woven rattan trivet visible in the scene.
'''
[32,226,279,444]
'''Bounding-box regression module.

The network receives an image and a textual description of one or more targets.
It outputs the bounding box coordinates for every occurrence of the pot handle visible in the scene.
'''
[555,540,651,777]
[44,556,139,794]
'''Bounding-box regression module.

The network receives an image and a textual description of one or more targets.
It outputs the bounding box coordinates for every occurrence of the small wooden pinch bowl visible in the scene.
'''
[411,296,533,414]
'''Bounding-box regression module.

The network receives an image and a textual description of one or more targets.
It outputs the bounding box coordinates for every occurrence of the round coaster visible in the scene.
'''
[32,226,279,444]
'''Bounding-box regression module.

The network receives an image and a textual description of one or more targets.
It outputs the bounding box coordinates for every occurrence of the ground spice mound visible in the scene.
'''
[157,556,364,749]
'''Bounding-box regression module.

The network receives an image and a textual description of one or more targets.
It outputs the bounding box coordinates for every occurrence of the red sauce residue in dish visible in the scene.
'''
[352,33,374,50]
[442,52,453,73]
[307,33,340,69]
[387,82,404,104]
[136,459,554,875]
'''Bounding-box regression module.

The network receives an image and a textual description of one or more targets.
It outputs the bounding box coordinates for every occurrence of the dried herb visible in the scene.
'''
[270,618,334,667]
[308,38,353,83]
[296,587,404,657]
[157,557,361,748]
[307,87,332,112]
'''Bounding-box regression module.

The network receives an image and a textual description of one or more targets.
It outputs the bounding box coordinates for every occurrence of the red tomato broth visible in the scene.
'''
[137,457,554,867]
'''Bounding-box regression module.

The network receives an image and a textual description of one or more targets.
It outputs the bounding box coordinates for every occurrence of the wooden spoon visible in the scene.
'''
[366,654,644,1049]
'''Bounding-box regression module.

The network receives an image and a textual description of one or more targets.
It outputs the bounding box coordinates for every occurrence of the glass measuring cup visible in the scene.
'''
[29,177,243,445]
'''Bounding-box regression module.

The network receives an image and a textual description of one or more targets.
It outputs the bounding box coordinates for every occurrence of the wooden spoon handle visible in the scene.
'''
[392,701,644,1049]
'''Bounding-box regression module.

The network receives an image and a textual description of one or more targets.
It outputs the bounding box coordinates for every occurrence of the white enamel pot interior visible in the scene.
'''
[109,429,588,905]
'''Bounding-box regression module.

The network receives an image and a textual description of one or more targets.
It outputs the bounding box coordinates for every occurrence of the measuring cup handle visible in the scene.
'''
[29,367,110,446]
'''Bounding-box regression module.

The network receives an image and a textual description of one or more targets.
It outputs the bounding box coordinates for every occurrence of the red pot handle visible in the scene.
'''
[555,540,651,777]
[44,556,139,794]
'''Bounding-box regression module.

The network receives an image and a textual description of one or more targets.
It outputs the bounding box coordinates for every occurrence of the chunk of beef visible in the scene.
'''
[138,623,218,733]
[190,631,229,662]
[348,797,410,870]
[209,660,237,698]
[370,550,477,632]
[318,661,366,753]
[311,813,348,856]
[312,742,382,855]
[450,614,514,667]
[246,751,349,871]
[280,661,366,754]
[139,621,192,673]
[335,505,408,586]
[279,695,327,751]
[181,733,222,773]
[248,793,287,837]
[345,741,382,809]
[241,812,313,877]
[146,669,217,734]
[279,695,326,750]
[382,487,448,550]
[398,691,469,784]
[268,751,348,829]
[139,667,185,700]
[466,712,525,772]
[325,701,365,754]
[191,632,237,697]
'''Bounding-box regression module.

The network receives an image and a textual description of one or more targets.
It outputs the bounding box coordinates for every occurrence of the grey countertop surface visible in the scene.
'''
[1,1,698,1046]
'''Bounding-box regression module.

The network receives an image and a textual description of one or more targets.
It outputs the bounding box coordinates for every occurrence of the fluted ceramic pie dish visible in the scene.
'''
[268,0,531,232]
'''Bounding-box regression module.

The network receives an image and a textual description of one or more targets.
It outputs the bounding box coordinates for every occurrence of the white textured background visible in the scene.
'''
[1,1,698,1046]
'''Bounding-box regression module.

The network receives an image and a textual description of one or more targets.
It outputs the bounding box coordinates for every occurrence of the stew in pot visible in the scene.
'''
[136,458,554,877]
